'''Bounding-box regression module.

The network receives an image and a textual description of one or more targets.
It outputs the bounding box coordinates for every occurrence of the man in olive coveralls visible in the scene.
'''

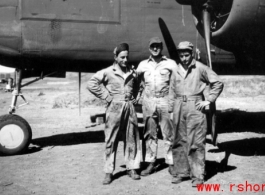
[136,37,177,176]
[87,43,141,185]
[169,41,223,186]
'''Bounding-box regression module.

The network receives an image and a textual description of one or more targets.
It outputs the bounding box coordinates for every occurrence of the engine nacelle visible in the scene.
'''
[177,0,265,53]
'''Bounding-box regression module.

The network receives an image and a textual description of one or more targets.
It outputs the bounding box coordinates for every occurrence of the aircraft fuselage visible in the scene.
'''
[0,0,233,73]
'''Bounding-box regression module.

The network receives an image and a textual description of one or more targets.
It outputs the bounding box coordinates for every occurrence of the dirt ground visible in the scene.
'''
[0,74,265,195]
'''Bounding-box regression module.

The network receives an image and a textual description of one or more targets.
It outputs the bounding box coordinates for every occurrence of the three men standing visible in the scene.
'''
[169,41,223,186]
[136,37,176,176]
[87,43,141,185]
[87,39,223,186]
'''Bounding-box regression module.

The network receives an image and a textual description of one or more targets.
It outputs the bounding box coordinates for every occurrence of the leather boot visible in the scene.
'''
[172,175,190,184]
[127,169,140,180]
[140,162,156,176]
[192,179,204,187]
[102,173,113,185]
[168,165,174,175]
[172,176,184,184]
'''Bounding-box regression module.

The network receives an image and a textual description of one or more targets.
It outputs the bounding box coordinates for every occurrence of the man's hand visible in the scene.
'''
[105,100,112,107]
[135,95,143,105]
[131,98,138,105]
[195,100,210,111]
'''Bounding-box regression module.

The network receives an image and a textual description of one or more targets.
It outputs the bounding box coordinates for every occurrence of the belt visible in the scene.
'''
[175,95,203,102]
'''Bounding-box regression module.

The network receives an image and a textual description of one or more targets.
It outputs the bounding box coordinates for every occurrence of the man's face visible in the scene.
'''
[178,50,193,66]
[115,51,129,68]
[149,43,162,57]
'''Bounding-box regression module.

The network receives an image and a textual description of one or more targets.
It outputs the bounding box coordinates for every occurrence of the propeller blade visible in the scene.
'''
[202,9,212,69]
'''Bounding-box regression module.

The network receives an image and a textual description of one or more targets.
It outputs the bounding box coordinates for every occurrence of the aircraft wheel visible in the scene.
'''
[0,114,32,155]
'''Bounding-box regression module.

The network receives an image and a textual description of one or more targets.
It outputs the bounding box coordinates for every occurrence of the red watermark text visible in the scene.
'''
[196,181,265,192]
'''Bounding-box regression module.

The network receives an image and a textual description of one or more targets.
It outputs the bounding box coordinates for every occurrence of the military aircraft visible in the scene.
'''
[0,0,264,155]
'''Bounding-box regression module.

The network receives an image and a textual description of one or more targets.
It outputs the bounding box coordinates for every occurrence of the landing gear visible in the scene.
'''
[0,69,31,155]
[0,114,32,155]
[0,69,57,155]
[0,68,58,155]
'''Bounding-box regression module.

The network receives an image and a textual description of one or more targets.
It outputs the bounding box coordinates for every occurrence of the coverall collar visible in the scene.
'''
[147,55,168,63]
[187,59,196,69]
[177,58,196,78]
[112,62,136,81]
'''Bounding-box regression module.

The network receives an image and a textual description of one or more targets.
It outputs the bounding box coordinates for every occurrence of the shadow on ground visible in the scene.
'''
[209,137,265,156]
[207,137,265,176]
[206,111,265,168]
[215,111,265,134]
[205,160,236,181]
[31,130,105,148]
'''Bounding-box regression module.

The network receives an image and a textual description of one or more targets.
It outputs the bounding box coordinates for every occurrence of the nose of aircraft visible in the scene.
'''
[0,0,21,55]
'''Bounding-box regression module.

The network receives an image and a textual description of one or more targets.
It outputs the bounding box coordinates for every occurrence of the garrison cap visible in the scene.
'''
[113,43,129,56]
[177,41,194,51]
[149,37,162,47]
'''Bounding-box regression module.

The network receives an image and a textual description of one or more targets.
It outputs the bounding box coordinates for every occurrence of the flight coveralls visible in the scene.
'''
[168,59,223,180]
[87,63,141,173]
[137,56,176,165]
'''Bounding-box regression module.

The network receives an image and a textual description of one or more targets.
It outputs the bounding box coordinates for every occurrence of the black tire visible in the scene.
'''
[0,114,32,155]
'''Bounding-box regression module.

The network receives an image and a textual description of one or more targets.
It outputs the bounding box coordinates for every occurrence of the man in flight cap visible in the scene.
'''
[87,43,141,185]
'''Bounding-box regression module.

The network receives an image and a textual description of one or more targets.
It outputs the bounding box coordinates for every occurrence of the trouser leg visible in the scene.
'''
[143,115,158,163]
[103,101,123,173]
[123,103,141,170]
[172,100,190,177]
[104,139,119,174]
[104,130,119,173]
[157,98,174,165]
[186,105,207,180]
[141,97,158,163]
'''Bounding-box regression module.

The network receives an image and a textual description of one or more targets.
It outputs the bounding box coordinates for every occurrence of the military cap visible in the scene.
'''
[177,41,194,51]
[113,43,129,56]
[149,37,162,47]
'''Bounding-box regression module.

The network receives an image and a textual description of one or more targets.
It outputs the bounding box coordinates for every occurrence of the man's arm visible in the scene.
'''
[135,62,145,104]
[130,68,141,105]
[87,69,113,104]
[203,66,224,103]
[196,63,224,111]
[168,70,177,113]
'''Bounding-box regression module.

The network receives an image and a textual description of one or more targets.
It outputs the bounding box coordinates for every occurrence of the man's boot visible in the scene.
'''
[140,162,156,176]
[127,169,141,180]
[102,173,113,185]
[192,179,204,187]
[168,165,174,175]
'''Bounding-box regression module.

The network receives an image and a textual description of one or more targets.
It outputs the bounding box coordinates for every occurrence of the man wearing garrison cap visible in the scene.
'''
[87,43,141,185]
[136,37,177,176]
[169,41,223,186]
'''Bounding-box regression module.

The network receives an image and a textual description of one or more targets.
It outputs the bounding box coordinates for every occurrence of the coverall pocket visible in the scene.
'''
[159,69,170,79]
[160,69,170,75]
